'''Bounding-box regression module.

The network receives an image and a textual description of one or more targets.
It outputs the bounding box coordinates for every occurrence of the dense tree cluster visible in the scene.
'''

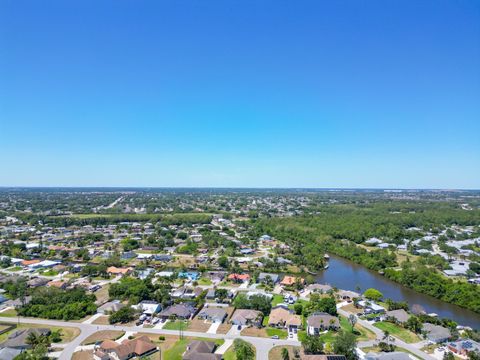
[17,287,96,320]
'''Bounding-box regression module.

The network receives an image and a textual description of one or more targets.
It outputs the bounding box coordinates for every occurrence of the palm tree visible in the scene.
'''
[383,330,390,346]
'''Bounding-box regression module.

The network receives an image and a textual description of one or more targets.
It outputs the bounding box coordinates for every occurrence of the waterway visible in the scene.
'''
[315,255,480,329]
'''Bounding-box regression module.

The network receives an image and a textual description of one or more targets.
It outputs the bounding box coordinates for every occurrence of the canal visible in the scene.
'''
[315,255,480,329]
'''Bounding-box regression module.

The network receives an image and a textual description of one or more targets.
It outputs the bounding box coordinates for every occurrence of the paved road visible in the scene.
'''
[337,308,435,360]
[0,316,299,360]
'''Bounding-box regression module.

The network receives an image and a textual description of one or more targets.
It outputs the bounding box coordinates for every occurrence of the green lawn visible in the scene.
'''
[374,322,420,343]
[0,309,18,318]
[8,266,22,272]
[223,346,237,360]
[163,320,191,331]
[262,316,269,327]
[198,278,212,285]
[339,315,376,341]
[266,327,288,339]
[271,295,285,307]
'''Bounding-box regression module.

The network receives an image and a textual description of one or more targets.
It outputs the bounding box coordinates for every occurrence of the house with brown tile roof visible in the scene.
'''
[280,276,305,287]
[94,335,157,360]
[107,266,132,276]
[268,305,302,331]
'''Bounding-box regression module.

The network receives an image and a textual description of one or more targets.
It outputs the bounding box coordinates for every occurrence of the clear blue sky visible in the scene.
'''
[1,0,479,188]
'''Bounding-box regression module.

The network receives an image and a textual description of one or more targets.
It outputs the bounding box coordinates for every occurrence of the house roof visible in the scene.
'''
[365,352,411,360]
[107,266,132,274]
[197,307,227,320]
[227,273,250,281]
[159,303,195,318]
[422,323,451,342]
[183,340,221,360]
[0,328,51,349]
[100,335,157,358]
[268,306,302,326]
[307,313,340,328]
[385,309,411,323]
[231,309,263,323]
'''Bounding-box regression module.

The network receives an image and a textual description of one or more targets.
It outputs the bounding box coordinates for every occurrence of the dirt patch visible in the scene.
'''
[269,345,301,360]
[240,327,268,337]
[72,350,93,360]
[341,303,363,314]
[81,330,125,345]
[216,323,232,334]
[92,315,110,325]
[187,318,211,332]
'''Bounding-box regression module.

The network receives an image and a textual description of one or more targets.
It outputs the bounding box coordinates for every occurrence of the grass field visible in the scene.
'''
[0,309,18,317]
[163,320,190,331]
[197,278,212,285]
[269,345,301,360]
[339,315,376,341]
[271,295,285,307]
[374,322,420,343]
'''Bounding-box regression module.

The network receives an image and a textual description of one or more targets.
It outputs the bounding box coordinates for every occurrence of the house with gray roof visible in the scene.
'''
[423,323,451,343]
[385,309,411,324]
[307,313,340,335]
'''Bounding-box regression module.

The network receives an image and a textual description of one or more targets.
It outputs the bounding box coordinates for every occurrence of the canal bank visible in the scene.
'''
[315,255,480,329]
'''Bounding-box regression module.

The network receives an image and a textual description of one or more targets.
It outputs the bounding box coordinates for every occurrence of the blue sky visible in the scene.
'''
[1,0,479,188]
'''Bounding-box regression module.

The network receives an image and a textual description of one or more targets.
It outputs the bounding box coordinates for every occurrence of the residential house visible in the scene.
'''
[0,328,51,350]
[448,339,480,356]
[364,352,412,360]
[268,305,302,331]
[158,303,196,320]
[134,301,161,316]
[183,340,222,360]
[422,323,452,343]
[301,356,347,360]
[357,300,386,314]
[307,284,333,294]
[230,309,263,327]
[93,335,157,360]
[107,267,132,276]
[97,301,125,315]
[337,290,360,301]
[257,273,280,284]
[280,276,305,287]
[384,309,411,324]
[307,313,340,335]
[227,274,250,283]
[196,307,227,323]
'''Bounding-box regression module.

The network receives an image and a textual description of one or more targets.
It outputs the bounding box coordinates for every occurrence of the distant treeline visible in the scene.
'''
[253,201,480,313]
[15,212,213,227]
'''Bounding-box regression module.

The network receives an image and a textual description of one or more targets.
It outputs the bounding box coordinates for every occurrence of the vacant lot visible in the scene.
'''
[187,318,211,332]
[94,284,110,305]
[269,345,301,360]
[241,326,287,339]
[92,315,110,325]
[163,320,191,331]
[81,330,125,345]
[72,350,93,360]
[374,322,420,343]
